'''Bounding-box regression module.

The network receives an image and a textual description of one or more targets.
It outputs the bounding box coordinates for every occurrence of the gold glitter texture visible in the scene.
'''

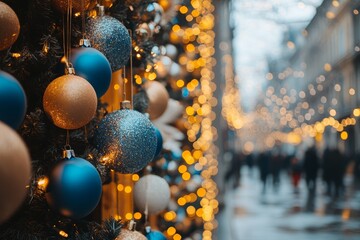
[0,2,20,51]
[43,74,97,129]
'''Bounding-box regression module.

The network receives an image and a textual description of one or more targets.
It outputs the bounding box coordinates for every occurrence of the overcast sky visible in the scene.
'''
[231,0,324,112]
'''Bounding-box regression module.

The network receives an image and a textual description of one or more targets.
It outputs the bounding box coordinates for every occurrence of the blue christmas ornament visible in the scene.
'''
[94,109,157,173]
[145,227,167,240]
[0,70,27,129]
[71,47,112,97]
[46,150,102,219]
[153,126,163,160]
[87,12,131,71]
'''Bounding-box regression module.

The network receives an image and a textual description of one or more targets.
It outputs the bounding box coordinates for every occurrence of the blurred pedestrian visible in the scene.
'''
[258,151,270,193]
[354,153,360,187]
[245,153,255,177]
[303,146,319,194]
[331,148,346,198]
[290,156,302,193]
[270,151,283,192]
[323,148,347,198]
[224,150,243,189]
[322,147,332,194]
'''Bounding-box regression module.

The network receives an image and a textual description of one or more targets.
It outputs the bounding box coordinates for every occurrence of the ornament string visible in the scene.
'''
[129,29,134,107]
[122,65,126,101]
[81,0,86,39]
[144,175,149,225]
[84,125,88,144]
[65,129,70,149]
[63,0,73,69]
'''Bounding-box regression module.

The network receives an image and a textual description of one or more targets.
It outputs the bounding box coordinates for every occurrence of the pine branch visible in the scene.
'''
[94,218,123,240]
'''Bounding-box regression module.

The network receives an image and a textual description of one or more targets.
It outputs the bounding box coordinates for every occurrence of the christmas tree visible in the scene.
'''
[0,0,219,239]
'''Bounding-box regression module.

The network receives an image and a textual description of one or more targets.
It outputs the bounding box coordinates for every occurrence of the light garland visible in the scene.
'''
[169,0,219,239]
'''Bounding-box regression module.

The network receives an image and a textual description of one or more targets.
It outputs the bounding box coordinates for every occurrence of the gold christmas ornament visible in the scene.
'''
[43,73,97,129]
[115,229,147,240]
[51,0,90,13]
[0,121,31,224]
[0,2,20,51]
[144,81,169,120]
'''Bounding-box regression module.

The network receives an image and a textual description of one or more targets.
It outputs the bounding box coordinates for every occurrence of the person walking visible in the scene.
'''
[258,151,270,193]
[303,146,319,194]
[224,150,244,189]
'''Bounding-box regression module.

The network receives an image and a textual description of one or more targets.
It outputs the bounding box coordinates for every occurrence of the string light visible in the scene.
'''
[171,0,218,238]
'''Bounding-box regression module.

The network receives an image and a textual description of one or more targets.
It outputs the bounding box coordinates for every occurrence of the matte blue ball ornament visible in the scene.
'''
[87,7,131,72]
[46,149,102,219]
[145,226,167,240]
[0,70,27,129]
[71,47,112,97]
[153,126,163,160]
[94,108,157,173]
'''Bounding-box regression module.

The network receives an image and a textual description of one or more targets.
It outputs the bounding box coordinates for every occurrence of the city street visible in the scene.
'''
[217,167,360,240]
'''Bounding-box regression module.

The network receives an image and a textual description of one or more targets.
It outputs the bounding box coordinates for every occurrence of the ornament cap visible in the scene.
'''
[145,226,151,233]
[128,219,136,231]
[121,100,132,110]
[97,5,105,16]
[65,67,76,75]
[63,149,75,159]
[79,38,91,47]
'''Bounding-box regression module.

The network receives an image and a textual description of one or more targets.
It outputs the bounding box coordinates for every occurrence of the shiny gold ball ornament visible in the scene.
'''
[116,229,147,240]
[51,0,90,13]
[43,73,97,129]
[0,2,20,51]
[144,81,169,120]
[0,121,31,224]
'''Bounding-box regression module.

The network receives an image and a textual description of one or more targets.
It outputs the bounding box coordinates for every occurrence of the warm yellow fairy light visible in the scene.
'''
[117,184,124,191]
[132,174,140,181]
[125,213,133,220]
[186,206,196,216]
[164,211,177,221]
[134,75,142,85]
[179,6,188,14]
[177,197,186,206]
[167,227,176,236]
[176,79,185,88]
[341,131,348,140]
[124,186,132,193]
[173,233,182,240]
[354,108,360,117]
[178,164,187,173]
[182,172,191,181]
[37,177,49,191]
[134,212,142,220]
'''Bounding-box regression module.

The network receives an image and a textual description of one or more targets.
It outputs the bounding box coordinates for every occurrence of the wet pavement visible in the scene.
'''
[217,167,360,240]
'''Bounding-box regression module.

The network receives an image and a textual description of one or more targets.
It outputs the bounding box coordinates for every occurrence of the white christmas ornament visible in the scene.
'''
[133,174,170,215]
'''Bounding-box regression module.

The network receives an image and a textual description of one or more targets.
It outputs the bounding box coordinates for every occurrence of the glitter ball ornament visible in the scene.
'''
[153,127,163,160]
[94,109,157,173]
[135,22,154,42]
[0,2,20,51]
[133,174,170,214]
[116,229,147,240]
[144,81,169,120]
[43,73,97,129]
[87,12,131,71]
[145,227,167,240]
[0,70,27,129]
[140,2,164,25]
[46,150,102,219]
[71,47,112,97]
[0,121,31,224]
[51,0,90,13]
